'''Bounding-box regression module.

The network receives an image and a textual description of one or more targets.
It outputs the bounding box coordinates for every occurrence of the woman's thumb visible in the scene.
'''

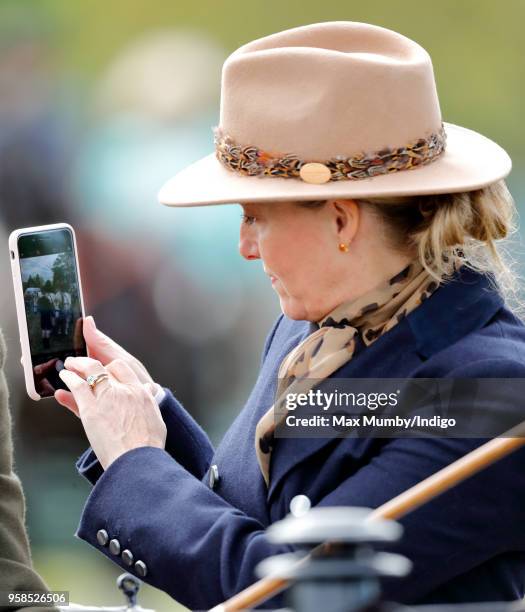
[83,315,97,333]
[83,316,99,345]
[83,315,119,362]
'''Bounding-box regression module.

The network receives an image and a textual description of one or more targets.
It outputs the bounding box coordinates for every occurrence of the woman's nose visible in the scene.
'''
[239,230,260,260]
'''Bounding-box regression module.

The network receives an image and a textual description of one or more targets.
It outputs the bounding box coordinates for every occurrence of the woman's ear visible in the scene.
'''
[330,199,360,242]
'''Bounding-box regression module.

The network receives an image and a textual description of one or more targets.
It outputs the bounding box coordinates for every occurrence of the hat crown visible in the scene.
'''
[219,21,442,160]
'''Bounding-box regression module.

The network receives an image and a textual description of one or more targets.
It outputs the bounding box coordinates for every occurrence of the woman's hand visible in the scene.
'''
[59,356,167,470]
[55,316,160,416]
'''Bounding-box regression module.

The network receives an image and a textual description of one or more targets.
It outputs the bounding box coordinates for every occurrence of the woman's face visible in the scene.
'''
[239,199,415,322]
[238,200,357,321]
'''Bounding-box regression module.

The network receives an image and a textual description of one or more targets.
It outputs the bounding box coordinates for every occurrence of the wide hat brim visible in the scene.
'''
[158,122,511,207]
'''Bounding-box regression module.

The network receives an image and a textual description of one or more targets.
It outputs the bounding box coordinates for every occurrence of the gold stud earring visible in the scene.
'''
[338,242,350,253]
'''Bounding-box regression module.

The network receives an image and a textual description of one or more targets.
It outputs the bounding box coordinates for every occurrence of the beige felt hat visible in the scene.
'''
[158,21,511,207]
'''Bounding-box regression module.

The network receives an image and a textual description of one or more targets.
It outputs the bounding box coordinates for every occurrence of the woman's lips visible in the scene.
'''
[264,269,278,284]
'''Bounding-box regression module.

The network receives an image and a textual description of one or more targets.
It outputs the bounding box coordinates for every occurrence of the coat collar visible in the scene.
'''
[406,265,504,358]
[266,265,505,502]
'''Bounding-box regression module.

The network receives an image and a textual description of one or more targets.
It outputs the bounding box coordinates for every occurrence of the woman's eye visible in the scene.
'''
[240,214,256,226]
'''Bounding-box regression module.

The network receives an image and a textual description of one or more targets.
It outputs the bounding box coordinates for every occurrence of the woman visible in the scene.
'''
[37,290,53,350]
[55,22,525,609]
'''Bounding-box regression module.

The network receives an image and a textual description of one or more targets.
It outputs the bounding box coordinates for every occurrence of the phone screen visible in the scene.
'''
[17,227,87,397]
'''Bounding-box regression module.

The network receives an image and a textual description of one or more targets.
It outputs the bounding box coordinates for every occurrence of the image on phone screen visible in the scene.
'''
[17,227,87,397]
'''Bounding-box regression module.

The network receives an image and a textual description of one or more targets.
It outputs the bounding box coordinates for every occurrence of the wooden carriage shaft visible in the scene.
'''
[210,421,525,612]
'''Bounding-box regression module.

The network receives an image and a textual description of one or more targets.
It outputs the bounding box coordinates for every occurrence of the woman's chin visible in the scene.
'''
[279,298,315,322]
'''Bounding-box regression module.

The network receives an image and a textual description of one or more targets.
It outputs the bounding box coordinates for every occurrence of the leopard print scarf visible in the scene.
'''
[255,259,441,487]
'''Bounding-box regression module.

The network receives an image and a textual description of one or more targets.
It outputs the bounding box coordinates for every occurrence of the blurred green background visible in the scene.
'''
[0,1,523,610]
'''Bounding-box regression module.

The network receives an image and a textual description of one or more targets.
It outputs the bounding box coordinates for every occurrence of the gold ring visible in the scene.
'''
[86,372,109,391]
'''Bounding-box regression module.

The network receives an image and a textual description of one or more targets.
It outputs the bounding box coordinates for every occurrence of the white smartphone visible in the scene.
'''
[9,223,88,400]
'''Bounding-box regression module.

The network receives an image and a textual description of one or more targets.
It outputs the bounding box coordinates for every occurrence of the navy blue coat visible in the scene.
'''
[76,266,525,610]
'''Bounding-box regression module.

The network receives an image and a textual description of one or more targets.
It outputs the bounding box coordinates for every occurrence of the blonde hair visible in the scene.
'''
[355,180,523,313]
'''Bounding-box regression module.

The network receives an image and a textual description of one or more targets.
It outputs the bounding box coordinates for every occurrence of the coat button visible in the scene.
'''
[96,529,109,546]
[109,539,121,555]
[121,549,134,566]
[134,560,148,577]
[208,464,220,489]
